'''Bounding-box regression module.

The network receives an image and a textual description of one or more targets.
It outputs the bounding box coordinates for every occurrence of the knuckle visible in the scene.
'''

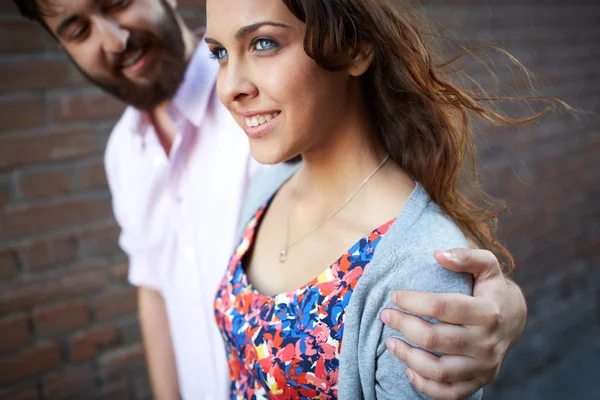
[434,366,449,382]
[447,334,466,352]
[481,339,497,358]
[422,329,439,350]
[431,299,447,319]
[455,248,471,263]
[485,303,502,329]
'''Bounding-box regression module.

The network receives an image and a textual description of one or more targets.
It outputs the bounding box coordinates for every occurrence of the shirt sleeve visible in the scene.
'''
[104,126,162,292]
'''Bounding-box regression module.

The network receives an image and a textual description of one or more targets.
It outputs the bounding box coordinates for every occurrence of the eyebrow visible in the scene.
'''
[205,21,291,45]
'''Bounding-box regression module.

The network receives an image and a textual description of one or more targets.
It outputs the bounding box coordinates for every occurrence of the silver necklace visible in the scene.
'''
[280,154,390,263]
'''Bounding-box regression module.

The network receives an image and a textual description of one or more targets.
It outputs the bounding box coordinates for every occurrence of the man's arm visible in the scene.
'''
[381,248,527,400]
[138,287,181,400]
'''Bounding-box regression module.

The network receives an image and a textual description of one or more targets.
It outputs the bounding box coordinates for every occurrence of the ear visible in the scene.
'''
[348,42,374,77]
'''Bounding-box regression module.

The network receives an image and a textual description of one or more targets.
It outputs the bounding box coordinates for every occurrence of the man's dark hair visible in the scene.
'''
[13,0,42,21]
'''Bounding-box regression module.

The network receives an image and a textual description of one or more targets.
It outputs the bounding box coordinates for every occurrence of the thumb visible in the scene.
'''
[434,248,503,282]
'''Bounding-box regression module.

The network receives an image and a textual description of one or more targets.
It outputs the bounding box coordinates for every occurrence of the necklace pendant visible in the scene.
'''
[279,248,288,263]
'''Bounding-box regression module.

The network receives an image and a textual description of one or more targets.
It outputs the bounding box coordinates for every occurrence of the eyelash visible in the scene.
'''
[66,0,131,42]
[209,37,280,62]
[102,0,131,12]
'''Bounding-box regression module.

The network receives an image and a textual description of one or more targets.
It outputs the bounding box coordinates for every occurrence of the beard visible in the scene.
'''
[72,2,187,111]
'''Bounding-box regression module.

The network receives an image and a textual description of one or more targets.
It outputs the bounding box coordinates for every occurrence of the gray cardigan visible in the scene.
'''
[236,163,483,400]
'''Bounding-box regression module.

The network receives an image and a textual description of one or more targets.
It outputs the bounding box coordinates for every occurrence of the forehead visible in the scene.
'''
[206,0,299,35]
[37,0,95,17]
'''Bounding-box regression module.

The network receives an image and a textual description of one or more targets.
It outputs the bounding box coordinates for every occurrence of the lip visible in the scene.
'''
[240,111,281,139]
[121,47,151,75]
[237,109,280,118]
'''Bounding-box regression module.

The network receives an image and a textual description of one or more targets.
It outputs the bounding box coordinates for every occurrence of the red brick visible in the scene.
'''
[33,300,89,337]
[0,95,45,131]
[111,259,129,283]
[0,19,53,54]
[78,223,120,257]
[50,90,125,123]
[0,264,108,313]
[0,343,62,384]
[0,248,16,279]
[80,161,108,190]
[86,379,129,400]
[0,314,29,352]
[91,288,137,321]
[0,57,84,93]
[0,183,8,207]
[16,235,75,271]
[42,365,94,399]
[69,325,119,362]
[98,344,145,382]
[19,169,72,199]
[0,386,40,400]
[0,197,112,239]
[0,126,95,171]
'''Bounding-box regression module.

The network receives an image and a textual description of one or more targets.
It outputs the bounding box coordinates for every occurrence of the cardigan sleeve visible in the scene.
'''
[372,214,482,399]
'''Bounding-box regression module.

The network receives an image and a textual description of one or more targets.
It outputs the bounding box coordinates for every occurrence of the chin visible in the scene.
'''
[249,143,295,166]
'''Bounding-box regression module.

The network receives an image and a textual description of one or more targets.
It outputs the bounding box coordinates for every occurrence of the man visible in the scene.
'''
[14,1,527,399]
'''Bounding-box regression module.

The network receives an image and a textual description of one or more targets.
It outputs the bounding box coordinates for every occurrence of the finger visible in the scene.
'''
[386,338,480,383]
[383,308,484,357]
[407,368,483,400]
[434,248,503,281]
[391,291,497,326]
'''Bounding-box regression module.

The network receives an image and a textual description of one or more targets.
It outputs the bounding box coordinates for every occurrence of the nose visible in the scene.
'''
[218,59,258,107]
[96,18,129,54]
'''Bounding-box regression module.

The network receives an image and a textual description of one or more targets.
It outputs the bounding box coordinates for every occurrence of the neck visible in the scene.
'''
[147,22,199,154]
[294,101,388,208]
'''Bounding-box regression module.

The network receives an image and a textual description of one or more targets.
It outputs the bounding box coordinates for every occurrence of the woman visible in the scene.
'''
[206,0,548,398]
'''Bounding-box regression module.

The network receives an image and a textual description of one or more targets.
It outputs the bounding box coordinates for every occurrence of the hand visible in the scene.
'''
[380,248,527,400]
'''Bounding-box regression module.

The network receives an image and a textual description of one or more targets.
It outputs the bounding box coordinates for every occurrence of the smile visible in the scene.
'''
[240,111,281,139]
[119,45,151,74]
[244,112,280,128]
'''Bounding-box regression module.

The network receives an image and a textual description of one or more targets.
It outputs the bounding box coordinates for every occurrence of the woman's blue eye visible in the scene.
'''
[210,47,228,61]
[217,48,228,58]
[254,39,276,52]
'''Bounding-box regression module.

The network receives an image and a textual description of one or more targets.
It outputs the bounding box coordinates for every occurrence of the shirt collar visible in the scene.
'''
[171,34,219,128]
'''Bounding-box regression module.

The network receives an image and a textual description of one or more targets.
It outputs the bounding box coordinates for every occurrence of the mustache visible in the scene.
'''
[109,33,154,72]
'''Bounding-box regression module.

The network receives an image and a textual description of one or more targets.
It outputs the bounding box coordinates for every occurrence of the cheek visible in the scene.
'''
[267,55,348,138]
[67,45,105,77]
[261,50,344,122]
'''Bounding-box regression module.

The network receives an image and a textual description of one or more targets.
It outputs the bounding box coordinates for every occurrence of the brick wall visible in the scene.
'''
[0,0,598,399]
[0,1,205,399]
[419,1,600,397]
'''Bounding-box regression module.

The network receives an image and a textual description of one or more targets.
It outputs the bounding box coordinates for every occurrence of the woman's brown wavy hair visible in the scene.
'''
[283,0,569,271]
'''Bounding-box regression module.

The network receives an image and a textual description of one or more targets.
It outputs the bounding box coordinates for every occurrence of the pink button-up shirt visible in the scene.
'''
[105,38,258,400]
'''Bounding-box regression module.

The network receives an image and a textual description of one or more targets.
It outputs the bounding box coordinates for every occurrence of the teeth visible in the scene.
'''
[122,48,144,68]
[245,112,278,128]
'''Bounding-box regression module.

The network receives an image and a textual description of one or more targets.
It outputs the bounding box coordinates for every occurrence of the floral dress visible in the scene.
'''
[214,200,394,399]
